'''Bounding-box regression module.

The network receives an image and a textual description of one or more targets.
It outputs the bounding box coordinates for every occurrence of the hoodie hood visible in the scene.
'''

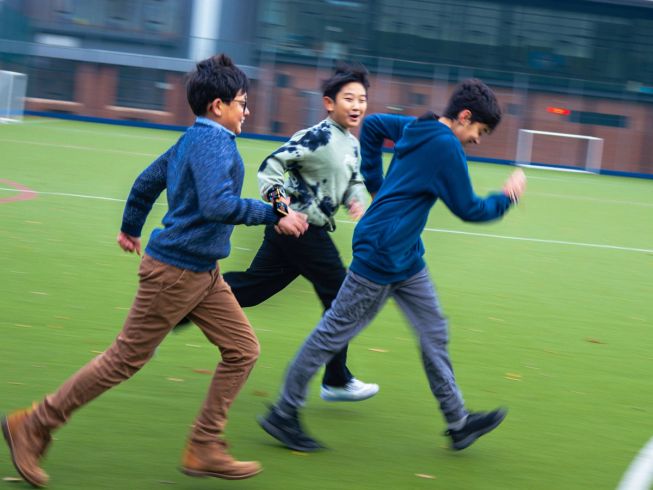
[394,117,456,159]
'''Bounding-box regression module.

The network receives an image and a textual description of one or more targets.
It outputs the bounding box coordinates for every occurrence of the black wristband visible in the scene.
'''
[267,186,289,217]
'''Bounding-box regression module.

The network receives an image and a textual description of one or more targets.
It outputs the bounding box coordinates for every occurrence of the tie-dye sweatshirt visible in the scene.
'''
[257,117,367,231]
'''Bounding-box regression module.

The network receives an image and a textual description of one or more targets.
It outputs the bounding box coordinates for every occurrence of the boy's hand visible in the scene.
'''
[503,168,527,204]
[348,200,364,221]
[275,209,309,237]
[117,231,141,256]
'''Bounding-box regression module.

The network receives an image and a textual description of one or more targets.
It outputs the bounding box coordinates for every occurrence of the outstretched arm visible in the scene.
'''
[192,144,277,226]
[257,129,311,199]
[436,145,525,222]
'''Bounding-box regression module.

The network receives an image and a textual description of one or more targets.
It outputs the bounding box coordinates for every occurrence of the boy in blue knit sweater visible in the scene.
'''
[1,54,308,487]
[259,79,526,453]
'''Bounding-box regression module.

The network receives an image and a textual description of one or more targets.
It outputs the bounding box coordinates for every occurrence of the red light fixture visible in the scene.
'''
[547,106,571,116]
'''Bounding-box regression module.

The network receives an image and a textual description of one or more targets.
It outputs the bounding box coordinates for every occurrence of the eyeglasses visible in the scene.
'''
[233,98,248,111]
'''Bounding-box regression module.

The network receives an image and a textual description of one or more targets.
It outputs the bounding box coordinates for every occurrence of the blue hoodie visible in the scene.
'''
[351,113,512,285]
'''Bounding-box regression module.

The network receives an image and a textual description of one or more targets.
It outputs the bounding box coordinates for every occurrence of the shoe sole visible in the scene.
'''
[180,466,262,480]
[320,387,380,402]
[451,411,508,451]
[320,391,378,402]
[257,416,323,452]
[1,416,46,489]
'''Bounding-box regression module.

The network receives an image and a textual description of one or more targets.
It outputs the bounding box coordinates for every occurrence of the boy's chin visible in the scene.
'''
[345,117,362,128]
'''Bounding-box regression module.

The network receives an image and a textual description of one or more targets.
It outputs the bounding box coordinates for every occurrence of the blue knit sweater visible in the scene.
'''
[352,113,513,284]
[121,117,277,272]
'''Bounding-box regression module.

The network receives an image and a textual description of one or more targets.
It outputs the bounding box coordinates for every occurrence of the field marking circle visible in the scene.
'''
[0,179,38,204]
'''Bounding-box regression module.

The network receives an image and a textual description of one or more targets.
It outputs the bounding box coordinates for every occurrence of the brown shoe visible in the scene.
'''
[180,440,262,480]
[1,408,51,488]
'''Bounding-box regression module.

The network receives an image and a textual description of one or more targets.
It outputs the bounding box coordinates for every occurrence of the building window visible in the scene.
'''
[142,0,174,33]
[271,120,284,134]
[276,73,290,88]
[116,67,167,111]
[569,111,628,128]
[409,92,427,106]
[106,0,136,29]
[26,57,76,102]
[53,0,76,20]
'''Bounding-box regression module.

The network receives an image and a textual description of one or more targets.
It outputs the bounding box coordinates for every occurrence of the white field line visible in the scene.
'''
[0,187,165,206]
[17,118,275,150]
[0,137,266,164]
[529,192,653,208]
[2,131,653,190]
[334,219,652,254]
[0,137,156,158]
[2,136,652,209]
[617,437,653,490]
[517,163,591,174]
[1,185,649,255]
[422,226,653,254]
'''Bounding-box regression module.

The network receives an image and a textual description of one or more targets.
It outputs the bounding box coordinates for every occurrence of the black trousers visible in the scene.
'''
[223,224,353,387]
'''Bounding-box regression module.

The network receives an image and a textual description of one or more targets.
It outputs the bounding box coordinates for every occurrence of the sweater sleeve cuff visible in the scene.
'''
[121,222,142,237]
[365,177,383,194]
[262,203,279,224]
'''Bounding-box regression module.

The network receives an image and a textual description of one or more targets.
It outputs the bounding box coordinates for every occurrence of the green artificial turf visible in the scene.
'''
[1,117,652,489]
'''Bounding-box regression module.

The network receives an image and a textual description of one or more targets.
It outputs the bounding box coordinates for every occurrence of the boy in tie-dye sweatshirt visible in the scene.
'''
[223,63,379,402]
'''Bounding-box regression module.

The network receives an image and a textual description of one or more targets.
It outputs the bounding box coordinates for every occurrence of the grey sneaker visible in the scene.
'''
[258,406,324,452]
[445,409,507,450]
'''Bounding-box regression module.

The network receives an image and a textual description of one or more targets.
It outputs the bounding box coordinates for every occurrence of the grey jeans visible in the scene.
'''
[277,267,467,424]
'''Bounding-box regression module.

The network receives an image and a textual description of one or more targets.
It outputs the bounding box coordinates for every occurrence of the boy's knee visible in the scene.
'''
[248,338,261,363]
[423,324,449,346]
[223,337,260,366]
[101,345,152,380]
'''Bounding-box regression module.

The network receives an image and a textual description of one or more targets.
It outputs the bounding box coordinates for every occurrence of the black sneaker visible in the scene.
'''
[257,406,324,452]
[445,408,507,451]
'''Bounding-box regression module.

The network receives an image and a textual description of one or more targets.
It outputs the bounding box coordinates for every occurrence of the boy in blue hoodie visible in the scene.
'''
[1,54,308,487]
[258,79,526,452]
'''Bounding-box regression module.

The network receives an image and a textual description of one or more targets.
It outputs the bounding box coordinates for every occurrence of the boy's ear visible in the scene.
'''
[458,109,473,125]
[323,96,335,113]
[207,98,223,117]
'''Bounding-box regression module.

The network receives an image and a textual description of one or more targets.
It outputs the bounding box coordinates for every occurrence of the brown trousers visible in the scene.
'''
[33,254,260,444]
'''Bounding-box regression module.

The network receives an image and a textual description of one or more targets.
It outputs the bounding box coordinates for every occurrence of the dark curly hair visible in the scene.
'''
[185,54,249,116]
[443,79,502,131]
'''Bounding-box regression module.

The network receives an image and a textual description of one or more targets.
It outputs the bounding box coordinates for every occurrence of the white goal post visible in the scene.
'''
[515,129,604,173]
[0,70,28,123]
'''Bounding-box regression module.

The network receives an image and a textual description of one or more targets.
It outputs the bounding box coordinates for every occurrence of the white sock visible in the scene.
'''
[448,415,468,431]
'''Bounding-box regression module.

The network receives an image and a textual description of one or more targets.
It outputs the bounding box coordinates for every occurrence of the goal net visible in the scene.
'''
[515,129,604,173]
[0,70,28,123]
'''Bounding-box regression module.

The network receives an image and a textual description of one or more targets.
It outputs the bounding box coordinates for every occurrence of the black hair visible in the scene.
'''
[443,79,502,131]
[185,53,249,116]
[322,62,370,100]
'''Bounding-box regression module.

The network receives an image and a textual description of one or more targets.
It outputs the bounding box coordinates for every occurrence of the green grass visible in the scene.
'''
[1,117,652,489]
